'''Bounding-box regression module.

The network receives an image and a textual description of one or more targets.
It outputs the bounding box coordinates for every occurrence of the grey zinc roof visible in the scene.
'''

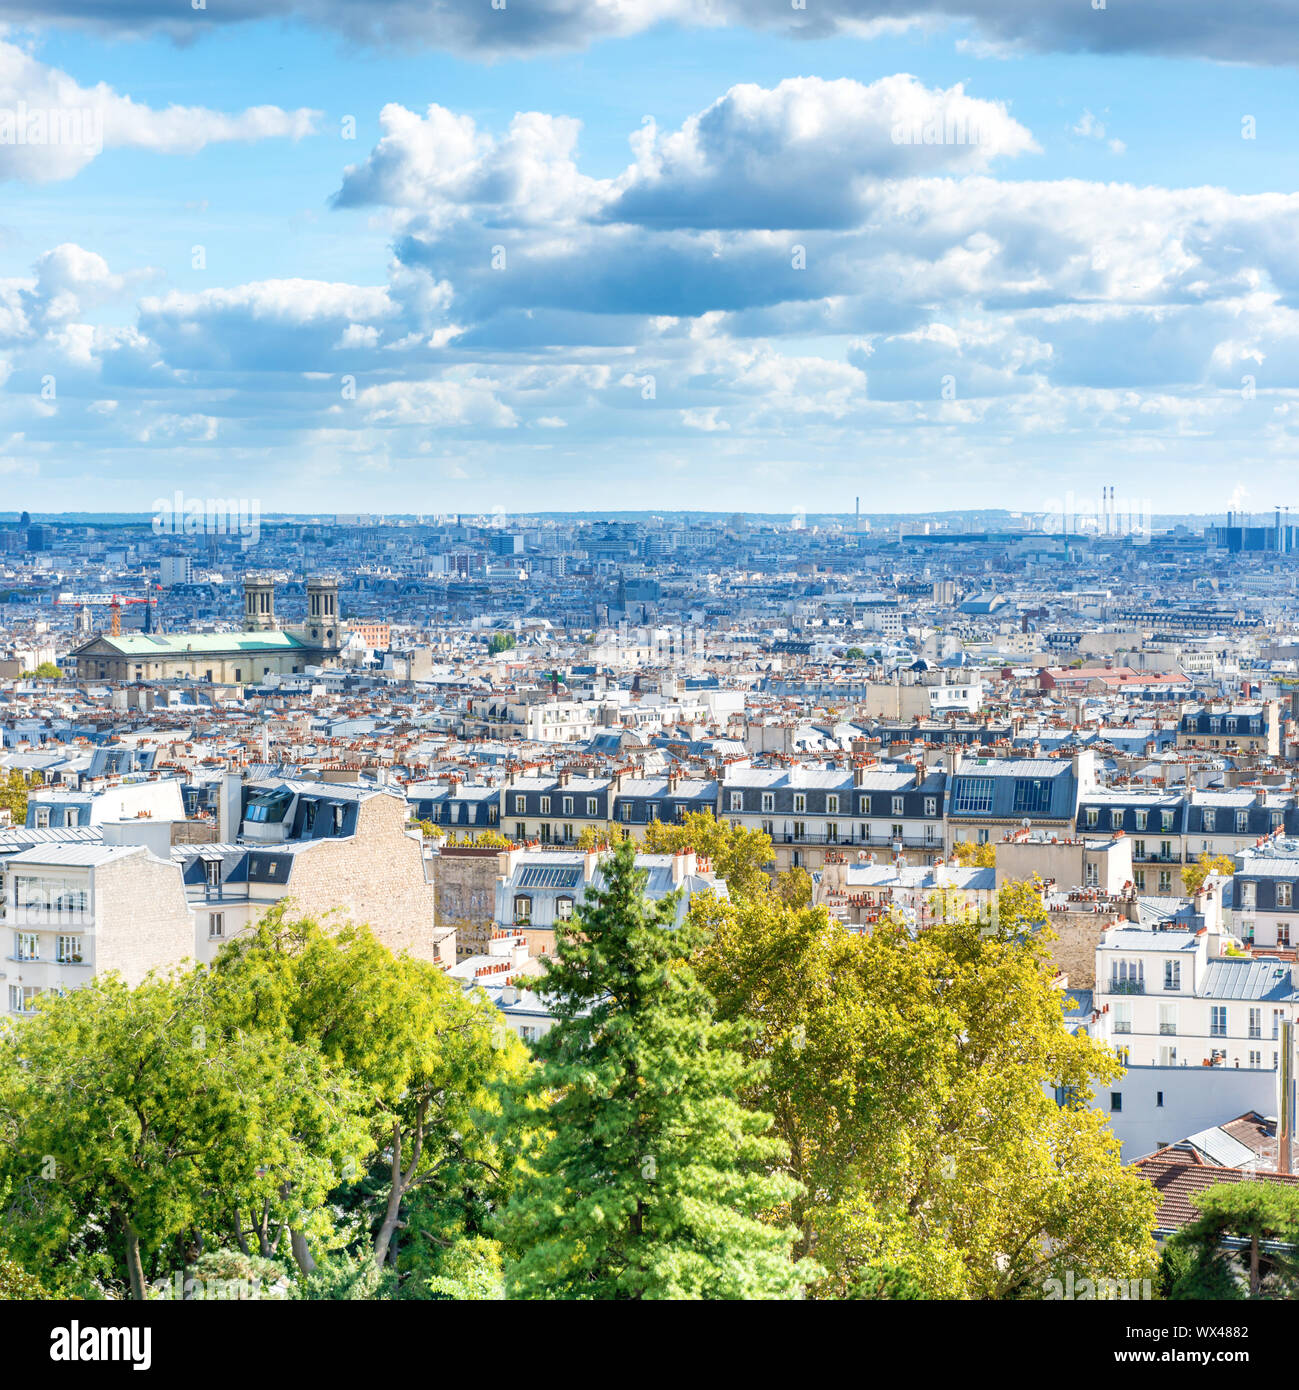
[1098,929,1202,952]
[1183,1126,1259,1169]
[1199,958,1298,1002]
[5,842,146,867]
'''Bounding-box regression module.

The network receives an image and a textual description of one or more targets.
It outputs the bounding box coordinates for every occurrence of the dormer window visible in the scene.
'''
[513,895,532,925]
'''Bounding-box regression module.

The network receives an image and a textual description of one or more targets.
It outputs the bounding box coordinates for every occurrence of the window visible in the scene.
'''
[951,777,994,816]
[1110,1092,1122,1112]
[1250,1051,1262,1069]
[1280,884,1293,909]
[8,985,40,1014]
[513,795,525,815]
[208,913,224,940]
[1110,809,1123,830]
[1009,778,1051,817]
[539,797,551,816]
[1164,960,1180,991]
[646,803,659,821]
[35,806,50,828]
[729,792,742,813]
[513,895,532,925]
[586,797,598,816]
[1237,811,1249,834]
[1159,1003,1178,1035]
[1113,1002,1132,1034]
[556,897,574,921]
[1156,1091,1164,1108]
[1134,840,1146,859]
[13,931,39,961]
[1281,924,1292,947]
[858,795,869,815]
[1158,870,1172,893]
[761,820,773,838]
[793,794,806,814]
[1085,808,1099,828]
[205,858,221,888]
[1085,862,1098,887]
[563,823,575,842]
[826,795,839,815]
[1250,1008,1262,1039]
[762,793,774,813]
[1274,1010,1284,1040]
[1162,811,1174,831]
[1240,882,1257,910]
[925,797,937,817]
[1202,809,1216,832]
[332,805,344,834]
[826,822,839,843]
[792,821,806,841]
[56,935,83,963]
[562,797,573,815]
[620,803,632,822]
[891,823,904,842]
[1135,811,1148,831]
[515,822,527,839]
[892,796,905,816]
[1210,1006,1227,1038]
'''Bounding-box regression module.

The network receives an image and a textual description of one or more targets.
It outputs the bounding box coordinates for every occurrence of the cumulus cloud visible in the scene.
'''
[0,38,318,183]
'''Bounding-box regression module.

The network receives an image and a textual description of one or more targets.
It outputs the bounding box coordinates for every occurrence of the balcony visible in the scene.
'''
[1108,978,1146,995]
[1159,1023,1178,1035]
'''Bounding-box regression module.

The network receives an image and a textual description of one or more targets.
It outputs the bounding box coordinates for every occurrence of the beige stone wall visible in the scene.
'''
[277,793,446,964]
[1044,909,1124,990]
[95,849,197,985]
[434,847,502,959]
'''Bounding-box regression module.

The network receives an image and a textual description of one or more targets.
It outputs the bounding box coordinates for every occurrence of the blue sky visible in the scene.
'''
[2,2,1299,516]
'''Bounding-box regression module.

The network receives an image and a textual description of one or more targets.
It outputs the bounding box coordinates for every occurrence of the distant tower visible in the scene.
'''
[305,576,340,646]
[243,574,277,632]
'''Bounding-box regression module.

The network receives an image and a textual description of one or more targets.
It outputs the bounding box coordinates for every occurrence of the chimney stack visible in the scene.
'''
[1281,1019,1295,1176]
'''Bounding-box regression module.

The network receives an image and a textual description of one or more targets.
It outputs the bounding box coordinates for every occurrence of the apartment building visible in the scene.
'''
[718,762,947,871]
[1229,839,1299,950]
[174,778,448,966]
[1093,918,1299,1074]
[945,752,1095,852]
[2,841,193,1019]
[1175,701,1281,757]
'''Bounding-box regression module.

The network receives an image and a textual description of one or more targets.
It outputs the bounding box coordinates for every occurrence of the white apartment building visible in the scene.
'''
[1093,922,1299,1074]
[2,841,193,1020]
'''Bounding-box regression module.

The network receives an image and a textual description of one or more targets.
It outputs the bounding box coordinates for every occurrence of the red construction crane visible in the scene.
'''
[55,590,159,637]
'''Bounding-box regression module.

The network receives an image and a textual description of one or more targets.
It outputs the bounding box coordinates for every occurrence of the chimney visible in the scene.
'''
[1280,1018,1294,1176]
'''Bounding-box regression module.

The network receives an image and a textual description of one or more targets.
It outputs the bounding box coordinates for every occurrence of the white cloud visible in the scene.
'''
[0,38,318,183]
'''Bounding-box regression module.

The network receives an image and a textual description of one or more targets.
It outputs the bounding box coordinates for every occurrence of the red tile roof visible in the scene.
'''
[1135,1148,1299,1230]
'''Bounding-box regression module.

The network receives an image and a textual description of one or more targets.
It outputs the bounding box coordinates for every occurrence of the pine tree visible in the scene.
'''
[498,838,810,1299]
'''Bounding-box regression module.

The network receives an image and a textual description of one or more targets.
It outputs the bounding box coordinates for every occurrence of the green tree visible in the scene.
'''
[641,809,774,903]
[497,838,811,1299]
[1165,1182,1299,1299]
[844,648,867,661]
[21,662,61,680]
[487,632,516,655]
[1182,852,1235,896]
[0,768,38,825]
[950,839,997,868]
[693,890,1158,1298]
[0,969,366,1299]
[774,865,813,908]
[211,908,526,1276]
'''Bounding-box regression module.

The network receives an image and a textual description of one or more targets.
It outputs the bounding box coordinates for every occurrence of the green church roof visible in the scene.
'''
[83,631,314,656]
